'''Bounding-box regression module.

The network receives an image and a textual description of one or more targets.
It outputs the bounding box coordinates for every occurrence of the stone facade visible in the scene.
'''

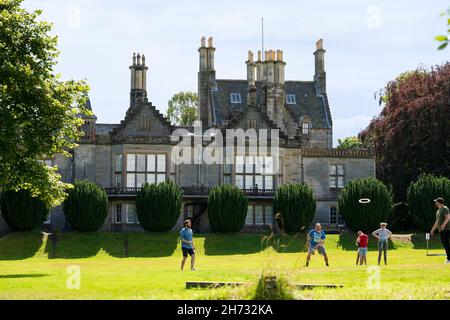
[0,37,375,234]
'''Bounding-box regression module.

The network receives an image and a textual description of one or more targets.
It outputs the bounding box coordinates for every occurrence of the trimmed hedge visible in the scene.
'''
[0,189,49,231]
[207,185,248,232]
[338,177,393,232]
[63,180,108,231]
[407,174,450,232]
[273,184,316,233]
[388,202,414,232]
[136,181,182,232]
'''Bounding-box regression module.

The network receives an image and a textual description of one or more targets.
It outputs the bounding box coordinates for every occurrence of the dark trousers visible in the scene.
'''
[440,230,450,260]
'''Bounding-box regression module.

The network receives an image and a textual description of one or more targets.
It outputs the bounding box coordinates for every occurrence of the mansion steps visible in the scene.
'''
[0,37,375,233]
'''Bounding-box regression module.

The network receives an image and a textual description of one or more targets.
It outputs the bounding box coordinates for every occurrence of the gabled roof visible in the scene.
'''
[211,79,332,129]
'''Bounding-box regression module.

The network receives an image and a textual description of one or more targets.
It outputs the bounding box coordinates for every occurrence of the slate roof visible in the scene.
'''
[211,79,332,129]
[96,123,119,135]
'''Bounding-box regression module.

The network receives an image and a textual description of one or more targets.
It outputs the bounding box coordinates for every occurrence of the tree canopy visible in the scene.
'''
[0,0,89,206]
[166,91,198,126]
[337,136,363,149]
[360,63,450,201]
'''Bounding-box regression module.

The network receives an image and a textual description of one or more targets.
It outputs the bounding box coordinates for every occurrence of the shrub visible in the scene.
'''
[407,174,450,232]
[338,177,393,232]
[273,184,316,233]
[0,189,49,231]
[245,270,295,300]
[136,181,182,232]
[388,202,414,232]
[207,185,248,232]
[63,180,108,231]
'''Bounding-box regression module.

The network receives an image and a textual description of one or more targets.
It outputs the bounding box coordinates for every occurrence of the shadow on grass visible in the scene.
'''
[0,274,49,279]
[203,233,263,255]
[44,232,102,259]
[411,233,443,250]
[43,232,179,259]
[271,233,308,253]
[102,232,178,258]
[337,232,397,251]
[0,232,43,260]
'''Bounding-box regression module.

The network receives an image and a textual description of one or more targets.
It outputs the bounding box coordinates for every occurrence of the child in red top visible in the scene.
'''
[356,231,368,265]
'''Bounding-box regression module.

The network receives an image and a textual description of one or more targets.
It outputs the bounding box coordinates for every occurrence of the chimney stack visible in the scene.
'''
[198,36,217,127]
[314,38,326,94]
[129,52,148,108]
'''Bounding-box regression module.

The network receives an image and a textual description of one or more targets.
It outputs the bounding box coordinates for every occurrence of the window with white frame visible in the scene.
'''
[126,204,138,224]
[302,122,310,135]
[286,94,296,105]
[329,164,345,189]
[115,154,123,187]
[246,205,273,225]
[115,204,122,224]
[230,93,242,104]
[329,207,344,225]
[126,153,166,188]
[235,156,274,190]
[223,164,232,185]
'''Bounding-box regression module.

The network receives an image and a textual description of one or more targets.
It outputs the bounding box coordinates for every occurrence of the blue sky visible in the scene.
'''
[24,0,449,146]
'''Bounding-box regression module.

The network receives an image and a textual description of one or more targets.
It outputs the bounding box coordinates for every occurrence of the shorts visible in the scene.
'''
[182,247,195,257]
[309,245,326,255]
[378,240,388,251]
[358,247,368,256]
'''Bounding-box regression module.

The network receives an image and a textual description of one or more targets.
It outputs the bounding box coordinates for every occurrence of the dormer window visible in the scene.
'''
[286,94,296,105]
[230,93,242,104]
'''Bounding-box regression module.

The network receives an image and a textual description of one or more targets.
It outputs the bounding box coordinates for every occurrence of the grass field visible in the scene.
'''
[0,231,449,300]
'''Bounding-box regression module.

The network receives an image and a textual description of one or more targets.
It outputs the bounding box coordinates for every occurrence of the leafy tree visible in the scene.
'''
[273,184,316,233]
[407,174,450,232]
[360,64,450,202]
[0,189,49,231]
[136,181,182,232]
[338,177,393,232]
[435,7,450,50]
[167,91,198,126]
[63,180,108,232]
[207,185,248,232]
[337,136,363,149]
[0,0,90,207]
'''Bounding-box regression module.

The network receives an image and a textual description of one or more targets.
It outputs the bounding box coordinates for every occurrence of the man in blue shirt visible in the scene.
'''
[180,219,196,271]
[305,223,329,267]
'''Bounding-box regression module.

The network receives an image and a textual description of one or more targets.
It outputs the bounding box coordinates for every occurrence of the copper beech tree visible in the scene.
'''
[360,63,450,202]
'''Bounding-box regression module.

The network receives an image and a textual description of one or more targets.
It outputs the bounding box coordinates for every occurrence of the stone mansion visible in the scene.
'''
[0,37,375,233]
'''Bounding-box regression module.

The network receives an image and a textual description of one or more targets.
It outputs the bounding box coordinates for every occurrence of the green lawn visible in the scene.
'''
[0,231,449,300]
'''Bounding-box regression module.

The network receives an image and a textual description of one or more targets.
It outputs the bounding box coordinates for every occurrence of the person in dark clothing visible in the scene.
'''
[430,198,450,264]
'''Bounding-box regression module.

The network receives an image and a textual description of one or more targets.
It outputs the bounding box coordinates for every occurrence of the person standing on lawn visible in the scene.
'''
[180,219,196,271]
[305,223,329,267]
[372,222,392,265]
[356,231,369,265]
[430,198,450,264]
